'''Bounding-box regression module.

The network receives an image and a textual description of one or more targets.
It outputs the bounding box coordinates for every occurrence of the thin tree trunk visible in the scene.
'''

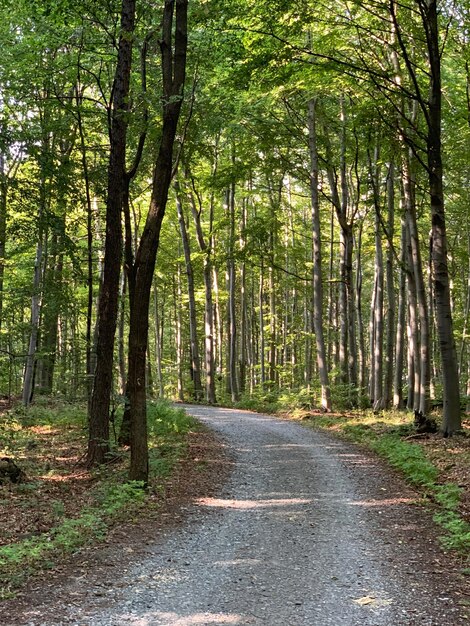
[175,263,184,401]
[118,269,127,395]
[355,221,366,395]
[75,87,95,410]
[37,237,63,394]
[259,262,266,389]
[23,234,44,406]
[226,183,239,401]
[403,151,430,415]
[393,217,407,408]
[384,162,396,408]
[406,226,420,411]
[175,183,203,400]
[369,146,384,409]
[186,175,216,403]
[308,98,331,410]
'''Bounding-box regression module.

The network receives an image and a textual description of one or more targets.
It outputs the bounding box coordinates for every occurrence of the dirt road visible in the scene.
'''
[2,405,468,625]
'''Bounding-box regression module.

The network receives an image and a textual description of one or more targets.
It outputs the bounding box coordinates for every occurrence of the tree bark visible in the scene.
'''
[308,98,331,410]
[87,0,136,466]
[393,218,407,408]
[384,162,396,408]
[128,0,187,483]
[175,183,203,400]
[422,0,461,433]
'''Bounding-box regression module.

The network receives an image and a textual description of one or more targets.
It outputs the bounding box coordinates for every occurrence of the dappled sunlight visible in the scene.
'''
[37,471,92,484]
[126,612,245,625]
[196,497,312,510]
[337,453,377,467]
[214,558,262,566]
[349,497,416,507]
[262,443,314,450]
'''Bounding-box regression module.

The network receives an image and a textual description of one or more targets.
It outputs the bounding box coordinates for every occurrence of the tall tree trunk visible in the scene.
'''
[37,236,63,394]
[403,151,431,415]
[384,162,396,408]
[355,221,366,395]
[308,98,331,410]
[393,218,407,408]
[259,261,266,389]
[75,87,95,411]
[371,208,384,409]
[87,0,136,466]
[406,227,420,411]
[128,0,187,483]
[239,199,247,394]
[118,269,127,396]
[175,184,203,400]
[23,233,44,406]
[175,263,184,401]
[186,175,216,403]
[422,0,461,433]
[0,153,7,335]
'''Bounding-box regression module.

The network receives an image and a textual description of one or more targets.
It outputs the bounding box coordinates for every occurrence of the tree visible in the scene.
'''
[87,0,137,466]
[127,0,188,483]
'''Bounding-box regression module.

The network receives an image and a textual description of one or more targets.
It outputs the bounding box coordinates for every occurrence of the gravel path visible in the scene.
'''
[3,405,468,625]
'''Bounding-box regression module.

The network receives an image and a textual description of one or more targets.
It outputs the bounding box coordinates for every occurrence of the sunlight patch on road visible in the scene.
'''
[195,497,312,509]
[213,558,262,566]
[128,612,244,625]
[349,497,416,507]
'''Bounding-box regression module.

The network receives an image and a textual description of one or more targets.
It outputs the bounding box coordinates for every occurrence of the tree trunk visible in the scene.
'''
[355,221,366,395]
[186,176,216,403]
[175,263,184,401]
[37,236,63,394]
[226,183,239,401]
[403,151,431,415]
[23,234,44,406]
[128,0,187,483]
[308,98,331,410]
[175,183,203,400]
[371,207,384,409]
[0,153,7,335]
[87,0,136,467]
[384,162,396,408]
[423,0,461,433]
[393,218,407,408]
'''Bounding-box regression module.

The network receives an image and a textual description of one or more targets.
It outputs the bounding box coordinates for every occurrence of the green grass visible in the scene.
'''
[0,398,196,599]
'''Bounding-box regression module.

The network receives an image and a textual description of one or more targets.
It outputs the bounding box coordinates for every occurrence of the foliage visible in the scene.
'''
[0,399,196,598]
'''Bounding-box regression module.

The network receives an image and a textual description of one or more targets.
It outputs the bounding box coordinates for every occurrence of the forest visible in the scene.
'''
[0,0,468,487]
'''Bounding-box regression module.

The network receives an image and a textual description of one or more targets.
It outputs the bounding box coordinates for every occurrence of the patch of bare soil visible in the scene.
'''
[0,426,233,624]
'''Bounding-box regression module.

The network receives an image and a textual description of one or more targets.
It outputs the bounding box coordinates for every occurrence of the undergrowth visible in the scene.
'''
[0,398,195,599]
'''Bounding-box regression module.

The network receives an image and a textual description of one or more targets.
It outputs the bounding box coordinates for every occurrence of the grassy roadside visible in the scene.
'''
[0,399,196,599]
[235,391,470,564]
[300,411,470,557]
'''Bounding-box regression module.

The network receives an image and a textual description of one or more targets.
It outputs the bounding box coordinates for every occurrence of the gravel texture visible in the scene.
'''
[2,405,468,625]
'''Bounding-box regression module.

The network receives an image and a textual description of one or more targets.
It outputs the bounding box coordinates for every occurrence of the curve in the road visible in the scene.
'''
[15,405,468,625]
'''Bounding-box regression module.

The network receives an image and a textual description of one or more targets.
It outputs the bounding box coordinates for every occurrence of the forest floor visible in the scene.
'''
[0,401,469,624]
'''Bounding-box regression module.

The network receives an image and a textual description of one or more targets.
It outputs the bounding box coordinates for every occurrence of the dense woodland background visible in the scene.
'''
[0,0,469,481]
